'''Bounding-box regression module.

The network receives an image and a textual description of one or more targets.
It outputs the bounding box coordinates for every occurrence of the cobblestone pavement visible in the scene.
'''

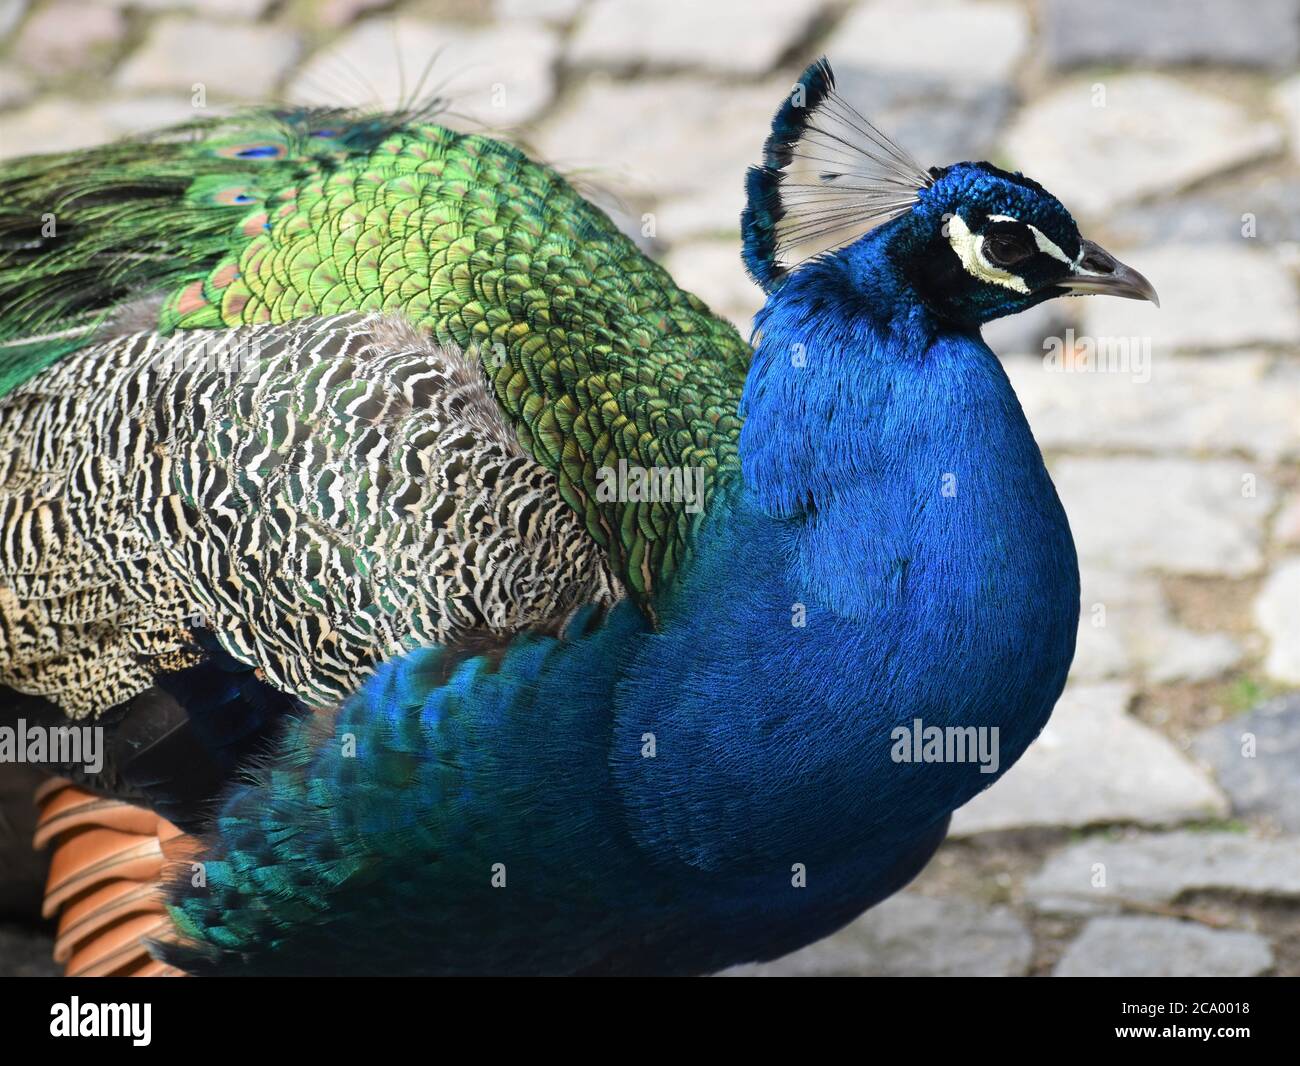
[1,0,1298,977]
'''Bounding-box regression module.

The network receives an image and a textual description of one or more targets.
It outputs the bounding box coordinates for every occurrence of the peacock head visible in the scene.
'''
[741,59,1158,330]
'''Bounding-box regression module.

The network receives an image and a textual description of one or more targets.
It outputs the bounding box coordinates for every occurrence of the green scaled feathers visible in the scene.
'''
[0,110,751,602]
[0,111,369,389]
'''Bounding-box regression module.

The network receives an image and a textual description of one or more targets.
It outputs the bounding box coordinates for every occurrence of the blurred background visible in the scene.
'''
[0,0,1297,976]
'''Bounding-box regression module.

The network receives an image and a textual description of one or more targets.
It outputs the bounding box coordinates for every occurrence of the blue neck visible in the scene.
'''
[740,236,945,616]
[613,229,1080,876]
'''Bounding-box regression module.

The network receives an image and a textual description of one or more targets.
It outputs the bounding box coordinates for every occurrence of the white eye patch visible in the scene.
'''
[946,214,1028,293]
[946,213,1076,293]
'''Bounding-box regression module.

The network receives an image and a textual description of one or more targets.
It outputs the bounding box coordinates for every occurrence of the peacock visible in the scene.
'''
[0,58,1157,976]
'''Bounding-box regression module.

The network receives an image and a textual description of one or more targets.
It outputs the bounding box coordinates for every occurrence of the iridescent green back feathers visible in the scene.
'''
[0,110,751,602]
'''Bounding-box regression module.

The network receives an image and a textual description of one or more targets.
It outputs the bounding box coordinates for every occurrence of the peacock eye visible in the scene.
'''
[982,233,1033,268]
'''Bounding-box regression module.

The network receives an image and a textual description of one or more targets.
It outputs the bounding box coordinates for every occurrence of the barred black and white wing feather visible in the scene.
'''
[0,314,621,718]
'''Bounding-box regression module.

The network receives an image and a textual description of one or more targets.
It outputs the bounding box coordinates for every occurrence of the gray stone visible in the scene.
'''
[1108,176,1300,247]
[99,96,213,135]
[662,240,762,334]
[118,18,302,100]
[316,0,392,28]
[537,76,780,201]
[125,0,275,13]
[833,66,1013,166]
[1050,457,1275,578]
[0,98,115,158]
[1279,76,1300,163]
[1054,916,1273,977]
[1254,558,1300,684]
[825,0,1028,88]
[722,893,1032,977]
[15,0,125,75]
[655,182,747,243]
[1068,602,1132,682]
[1275,491,1300,547]
[0,924,59,978]
[1040,0,1300,71]
[1025,831,1300,914]
[1005,351,1300,463]
[0,0,26,41]
[1195,694,1300,832]
[951,683,1227,836]
[111,0,274,11]
[1079,245,1300,356]
[569,0,823,76]
[1068,568,1243,685]
[0,69,32,111]
[496,0,585,24]
[0,93,234,158]
[196,0,275,12]
[1004,77,1283,217]
[1142,627,1244,687]
[292,19,560,127]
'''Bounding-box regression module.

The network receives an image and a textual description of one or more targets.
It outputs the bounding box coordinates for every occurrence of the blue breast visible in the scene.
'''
[606,233,1080,963]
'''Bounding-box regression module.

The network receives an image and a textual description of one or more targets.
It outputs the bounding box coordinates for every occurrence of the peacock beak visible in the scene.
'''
[1055,239,1160,307]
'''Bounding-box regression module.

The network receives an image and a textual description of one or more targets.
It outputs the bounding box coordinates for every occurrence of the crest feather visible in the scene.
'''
[741,58,934,292]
